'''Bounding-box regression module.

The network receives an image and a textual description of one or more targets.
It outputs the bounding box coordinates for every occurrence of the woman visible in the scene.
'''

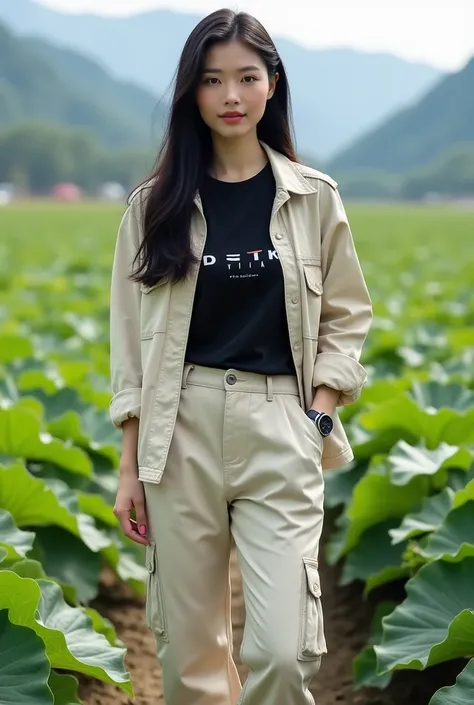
[110,8,372,705]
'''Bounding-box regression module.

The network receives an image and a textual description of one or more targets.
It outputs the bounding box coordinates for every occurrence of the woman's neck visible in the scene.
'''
[210,132,267,183]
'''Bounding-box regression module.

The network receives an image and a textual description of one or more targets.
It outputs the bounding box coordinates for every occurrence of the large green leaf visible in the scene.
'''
[360,378,410,405]
[389,487,454,545]
[48,670,81,705]
[0,571,133,695]
[0,371,20,405]
[1,463,143,595]
[34,526,101,603]
[42,476,112,552]
[7,557,47,580]
[433,349,474,386]
[16,370,60,395]
[102,533,147,595]
[0,608,53,705]
[349,421,417,461]
[78,490,118,527]
[49,412,118,466]
[452,477,474,508]
[387,442,472,487]
[359,391,474,448]
[339,519,409,595]
[332,464,428,560]
[358,394,426,439]
[85,606,122,647]
[353,601,396,690]
[323,460,369,509]
[29,387,120,456]
[24,387,89,421]
[410,380,474,413]
[325,513,350,566]
[419,501,474,563]
[375,558,474,674]
[429,658,474,705]
[0,334,34,364]
[0,403,92,477]
[0,463,112,553]
[29,458,119,528]
[0,508,35,561]
[9,556,77,605]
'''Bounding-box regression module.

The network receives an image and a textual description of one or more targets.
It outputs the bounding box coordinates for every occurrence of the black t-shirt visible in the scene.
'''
[185,162,295,376]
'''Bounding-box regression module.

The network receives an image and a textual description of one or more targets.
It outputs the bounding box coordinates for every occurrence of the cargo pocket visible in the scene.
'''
[145,541,169,642]
[298,557,327,660]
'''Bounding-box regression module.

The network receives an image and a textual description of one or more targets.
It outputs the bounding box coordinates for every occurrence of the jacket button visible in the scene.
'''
[292,297,299,304]
[293,342,300,351]
[275,233,283,240]
[226,373,237,385]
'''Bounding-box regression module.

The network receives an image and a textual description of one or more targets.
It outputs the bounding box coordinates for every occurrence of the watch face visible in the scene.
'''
[319,415,333,436]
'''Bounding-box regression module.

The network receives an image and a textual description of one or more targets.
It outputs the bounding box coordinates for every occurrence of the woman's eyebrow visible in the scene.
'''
[203,65,262,73]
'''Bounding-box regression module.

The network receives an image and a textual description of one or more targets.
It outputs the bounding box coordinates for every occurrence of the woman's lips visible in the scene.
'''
[220,113,245,124]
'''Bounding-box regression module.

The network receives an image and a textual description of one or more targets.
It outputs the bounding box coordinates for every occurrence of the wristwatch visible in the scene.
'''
[306,410,334,437]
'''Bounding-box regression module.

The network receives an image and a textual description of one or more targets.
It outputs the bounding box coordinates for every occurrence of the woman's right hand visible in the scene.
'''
[113,465,151,546]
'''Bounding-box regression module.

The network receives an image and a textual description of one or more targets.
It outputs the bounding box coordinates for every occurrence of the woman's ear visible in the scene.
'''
[267,72,279,100]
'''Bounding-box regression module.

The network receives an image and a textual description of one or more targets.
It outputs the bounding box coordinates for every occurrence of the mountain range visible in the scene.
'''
[0,0,442,158]
[0,21,165,149]
[330,56,474,173]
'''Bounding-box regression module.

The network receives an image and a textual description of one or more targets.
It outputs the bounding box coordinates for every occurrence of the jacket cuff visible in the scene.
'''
[312,352,367,406]
[109,388,142,428]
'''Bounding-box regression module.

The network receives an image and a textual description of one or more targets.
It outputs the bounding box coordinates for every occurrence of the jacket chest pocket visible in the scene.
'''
[300,261,323,340]
[140,281,171,338]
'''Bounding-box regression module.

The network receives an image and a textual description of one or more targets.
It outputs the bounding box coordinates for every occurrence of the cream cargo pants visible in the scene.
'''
[143,363,327,705]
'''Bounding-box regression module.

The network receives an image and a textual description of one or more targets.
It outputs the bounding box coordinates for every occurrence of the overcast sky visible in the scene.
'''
[38,0,472,70]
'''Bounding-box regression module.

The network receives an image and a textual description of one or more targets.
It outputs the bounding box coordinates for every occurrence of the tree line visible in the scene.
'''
[0,122,155,195]
[336,144,474,200]
[1,122,473,200]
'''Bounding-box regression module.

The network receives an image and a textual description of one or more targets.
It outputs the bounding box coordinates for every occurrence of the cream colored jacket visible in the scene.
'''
[109,143,373,483]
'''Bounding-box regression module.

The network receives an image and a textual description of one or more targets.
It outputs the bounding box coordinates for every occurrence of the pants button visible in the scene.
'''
[226,373,237,385]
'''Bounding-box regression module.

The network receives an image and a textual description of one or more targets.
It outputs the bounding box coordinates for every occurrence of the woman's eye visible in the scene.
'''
[203,77,220,85]
[242,75,257,83]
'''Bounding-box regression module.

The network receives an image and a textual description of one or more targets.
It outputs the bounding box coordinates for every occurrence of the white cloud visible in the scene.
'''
[38,0,473,70]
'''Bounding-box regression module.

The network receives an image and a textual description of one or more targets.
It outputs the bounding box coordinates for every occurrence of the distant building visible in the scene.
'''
[99,181,127,202]
[0,183,14,205]
[51,183,83,202]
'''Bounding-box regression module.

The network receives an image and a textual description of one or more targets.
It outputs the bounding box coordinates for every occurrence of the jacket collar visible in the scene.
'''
[194,140,317,209]
[260,142,318,196]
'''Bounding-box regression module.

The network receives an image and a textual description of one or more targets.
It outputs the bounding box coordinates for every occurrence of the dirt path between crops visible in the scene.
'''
[79,524,455,705]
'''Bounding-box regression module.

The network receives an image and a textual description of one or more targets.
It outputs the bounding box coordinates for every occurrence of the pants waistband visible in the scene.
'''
[182,363,299,401]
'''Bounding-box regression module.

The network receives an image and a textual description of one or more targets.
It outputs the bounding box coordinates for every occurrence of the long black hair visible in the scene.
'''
[131,8,297,286]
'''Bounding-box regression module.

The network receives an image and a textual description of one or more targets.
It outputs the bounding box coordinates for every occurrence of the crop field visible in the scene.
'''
[0,201,473,705]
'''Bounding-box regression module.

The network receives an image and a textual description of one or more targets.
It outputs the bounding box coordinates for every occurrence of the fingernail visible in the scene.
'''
[139,525,147,535]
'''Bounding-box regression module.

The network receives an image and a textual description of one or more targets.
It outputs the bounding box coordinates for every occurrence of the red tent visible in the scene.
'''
[51,183,83,201]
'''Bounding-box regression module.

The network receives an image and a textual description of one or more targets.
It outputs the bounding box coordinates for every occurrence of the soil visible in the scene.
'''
[79,521,459,705]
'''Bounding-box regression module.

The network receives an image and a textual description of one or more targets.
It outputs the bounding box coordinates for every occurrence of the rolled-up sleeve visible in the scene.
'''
[109,198,143,428]
[313,181,373,405]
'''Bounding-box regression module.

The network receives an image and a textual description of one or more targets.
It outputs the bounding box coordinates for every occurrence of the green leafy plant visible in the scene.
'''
[1,199,473,702]
[0,330,146,700]
[329,372,474,703]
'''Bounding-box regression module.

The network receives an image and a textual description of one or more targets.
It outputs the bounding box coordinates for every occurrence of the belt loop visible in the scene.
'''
[266,375,274,402]
[182,363,194,389]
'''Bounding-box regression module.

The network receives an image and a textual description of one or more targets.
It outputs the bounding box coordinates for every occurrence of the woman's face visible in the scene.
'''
[196,39,277,140]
